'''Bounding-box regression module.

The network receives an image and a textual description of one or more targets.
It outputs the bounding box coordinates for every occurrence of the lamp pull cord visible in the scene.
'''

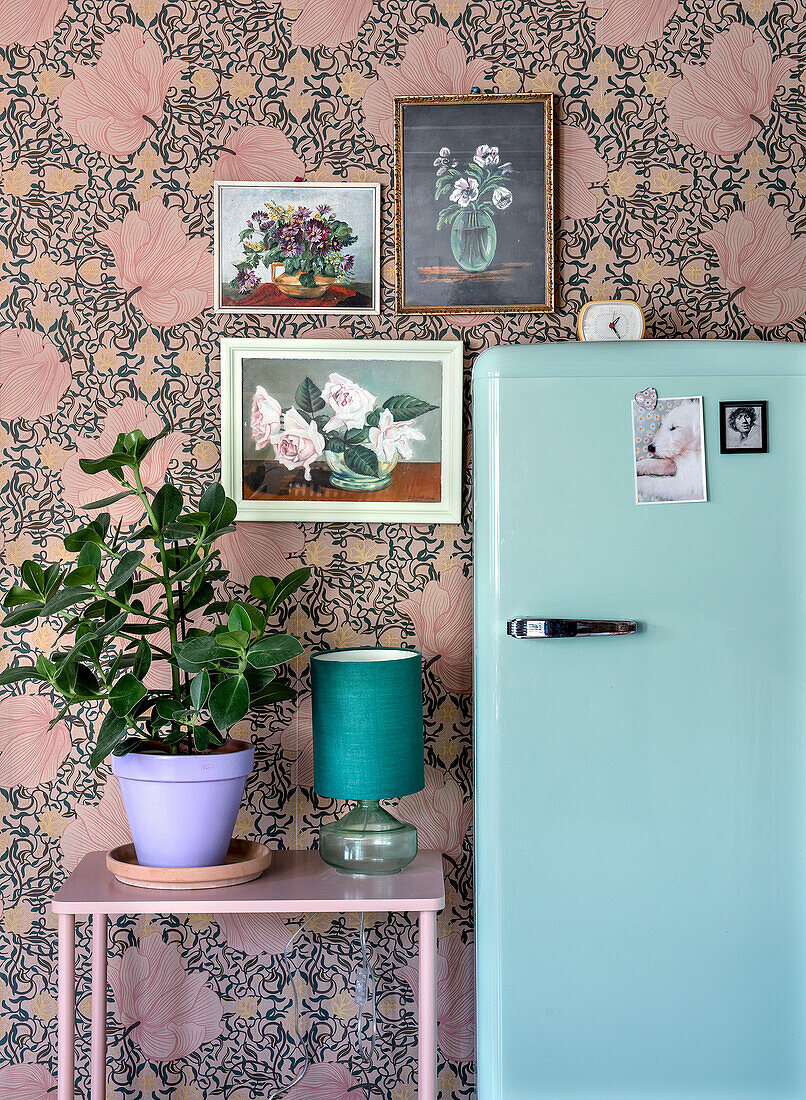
[354,911,377,1065]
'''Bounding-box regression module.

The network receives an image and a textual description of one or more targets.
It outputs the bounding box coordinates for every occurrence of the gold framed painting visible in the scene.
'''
[393,93,555,315]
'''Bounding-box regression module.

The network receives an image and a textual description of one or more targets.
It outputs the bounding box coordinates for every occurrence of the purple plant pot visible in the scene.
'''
[112,743,254,868]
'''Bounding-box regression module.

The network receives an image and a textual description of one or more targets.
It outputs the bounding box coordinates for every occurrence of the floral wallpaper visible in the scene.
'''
[0,0,804,1097]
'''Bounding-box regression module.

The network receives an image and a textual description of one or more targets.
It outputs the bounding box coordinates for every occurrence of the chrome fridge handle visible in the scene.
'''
[507,618,637,639]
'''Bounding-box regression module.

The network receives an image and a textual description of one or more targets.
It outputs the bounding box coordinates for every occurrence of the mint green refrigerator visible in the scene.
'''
[473,340,806,1098]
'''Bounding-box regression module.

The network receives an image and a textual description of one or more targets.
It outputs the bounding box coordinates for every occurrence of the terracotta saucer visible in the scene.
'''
[106,839,272,890]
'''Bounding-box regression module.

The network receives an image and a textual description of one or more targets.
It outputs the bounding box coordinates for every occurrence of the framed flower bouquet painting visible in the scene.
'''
[393,93,555,314]
[214,182,381,314]
[220,337,463,522]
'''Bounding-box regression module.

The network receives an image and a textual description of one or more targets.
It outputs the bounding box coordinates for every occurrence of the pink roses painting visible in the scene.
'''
[0,329,71,421]
[666,25,792,156]
[59,27,186,157]
[702,199,806,326]
[109,935,223,1060]
[0,694,71,788]
[97,195,212,326]
[271,409,326,482]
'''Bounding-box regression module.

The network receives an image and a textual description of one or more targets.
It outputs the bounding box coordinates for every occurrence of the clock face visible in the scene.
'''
[578,300,645,341]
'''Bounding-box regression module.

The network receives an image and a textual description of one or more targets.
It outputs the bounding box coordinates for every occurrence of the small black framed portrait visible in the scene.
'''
[719,401,768,454]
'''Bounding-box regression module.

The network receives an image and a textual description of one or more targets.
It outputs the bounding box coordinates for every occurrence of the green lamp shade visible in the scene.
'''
[311,647,425,800]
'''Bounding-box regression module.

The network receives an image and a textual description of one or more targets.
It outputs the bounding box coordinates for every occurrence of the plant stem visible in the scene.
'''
[130,465,182,702]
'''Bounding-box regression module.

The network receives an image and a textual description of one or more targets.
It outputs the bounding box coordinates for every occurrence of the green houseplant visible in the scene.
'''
[0,424,310,868]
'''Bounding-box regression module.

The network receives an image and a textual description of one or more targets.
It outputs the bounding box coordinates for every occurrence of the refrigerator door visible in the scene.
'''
[473,340,806,1100]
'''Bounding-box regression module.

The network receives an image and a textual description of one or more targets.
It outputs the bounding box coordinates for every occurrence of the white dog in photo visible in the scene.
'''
[635,399,706,503]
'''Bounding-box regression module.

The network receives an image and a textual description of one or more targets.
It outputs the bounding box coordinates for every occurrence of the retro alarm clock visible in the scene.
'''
[578,300,645,341]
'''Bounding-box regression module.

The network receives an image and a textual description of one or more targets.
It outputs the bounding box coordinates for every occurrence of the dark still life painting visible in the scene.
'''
[394,94,554,314]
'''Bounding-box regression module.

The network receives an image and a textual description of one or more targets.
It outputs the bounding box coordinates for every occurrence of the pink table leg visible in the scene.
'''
[418,910,438,1100]
[91,914,107,1100]
[57,913,75,1100]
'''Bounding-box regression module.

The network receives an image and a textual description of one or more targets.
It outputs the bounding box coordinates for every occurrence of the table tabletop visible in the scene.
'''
[51,849,445,916]
[242,460,442,504]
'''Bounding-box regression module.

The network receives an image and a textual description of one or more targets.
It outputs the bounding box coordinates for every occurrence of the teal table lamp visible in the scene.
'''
[311,647,424,875]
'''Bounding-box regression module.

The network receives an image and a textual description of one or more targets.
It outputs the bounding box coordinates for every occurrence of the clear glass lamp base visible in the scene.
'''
[319,800,418,876]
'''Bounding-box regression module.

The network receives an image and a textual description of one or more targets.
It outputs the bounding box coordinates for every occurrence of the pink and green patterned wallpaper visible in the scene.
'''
[0,0,803,1096]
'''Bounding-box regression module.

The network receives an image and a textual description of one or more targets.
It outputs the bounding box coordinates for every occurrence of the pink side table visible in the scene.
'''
[51,849,445,1100]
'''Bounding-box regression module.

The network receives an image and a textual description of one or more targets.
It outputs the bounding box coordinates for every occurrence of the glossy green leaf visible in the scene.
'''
[78,452,137,476]
[131,424,169,462]
[163,522,201,542]
[151,484,183,528]
[202,524,236,545]
[247,633,303,669]
[249,575,276,606]
[41,588,95,617]
[3,585,39,609]
[343,444,379,478]
[21,561,45,596]
[90,714,129,770]
[216,630,250,651]
[173,635,231,672]
[84,490,135,511]
[36,654,55,681]
[63,524,103,552]
[228,605,252,634]
[121,429,148,455]
[109,673,147,717]
[0,665,43,685]
[382,394,438,422]
[64,566,97,588]
[250,682,296,707]
[132,637,152,680]
[193,724,211,751]
[176,511,210,528]
[73,663,102,700]
[77,543,102,572]
[211,498,237,533]
[190,669,210,711]
[199,482,226,521]
[209,674,249,730]
[97,612,128,638]
[269,567,311,611]
[42,563,62,597]
[107,551,144,592]
[2,604,43,628]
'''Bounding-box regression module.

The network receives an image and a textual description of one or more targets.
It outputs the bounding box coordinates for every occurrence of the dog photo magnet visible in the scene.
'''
[632,395,707,505]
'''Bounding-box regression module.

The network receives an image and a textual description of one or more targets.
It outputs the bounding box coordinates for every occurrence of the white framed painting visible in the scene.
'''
[214,182,381,315]
[220,338,464,523]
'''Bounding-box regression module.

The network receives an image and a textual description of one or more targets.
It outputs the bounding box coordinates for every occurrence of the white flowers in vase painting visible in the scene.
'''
[434,143,515,273]
[250,372,437,492]
[435,144,515,225]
